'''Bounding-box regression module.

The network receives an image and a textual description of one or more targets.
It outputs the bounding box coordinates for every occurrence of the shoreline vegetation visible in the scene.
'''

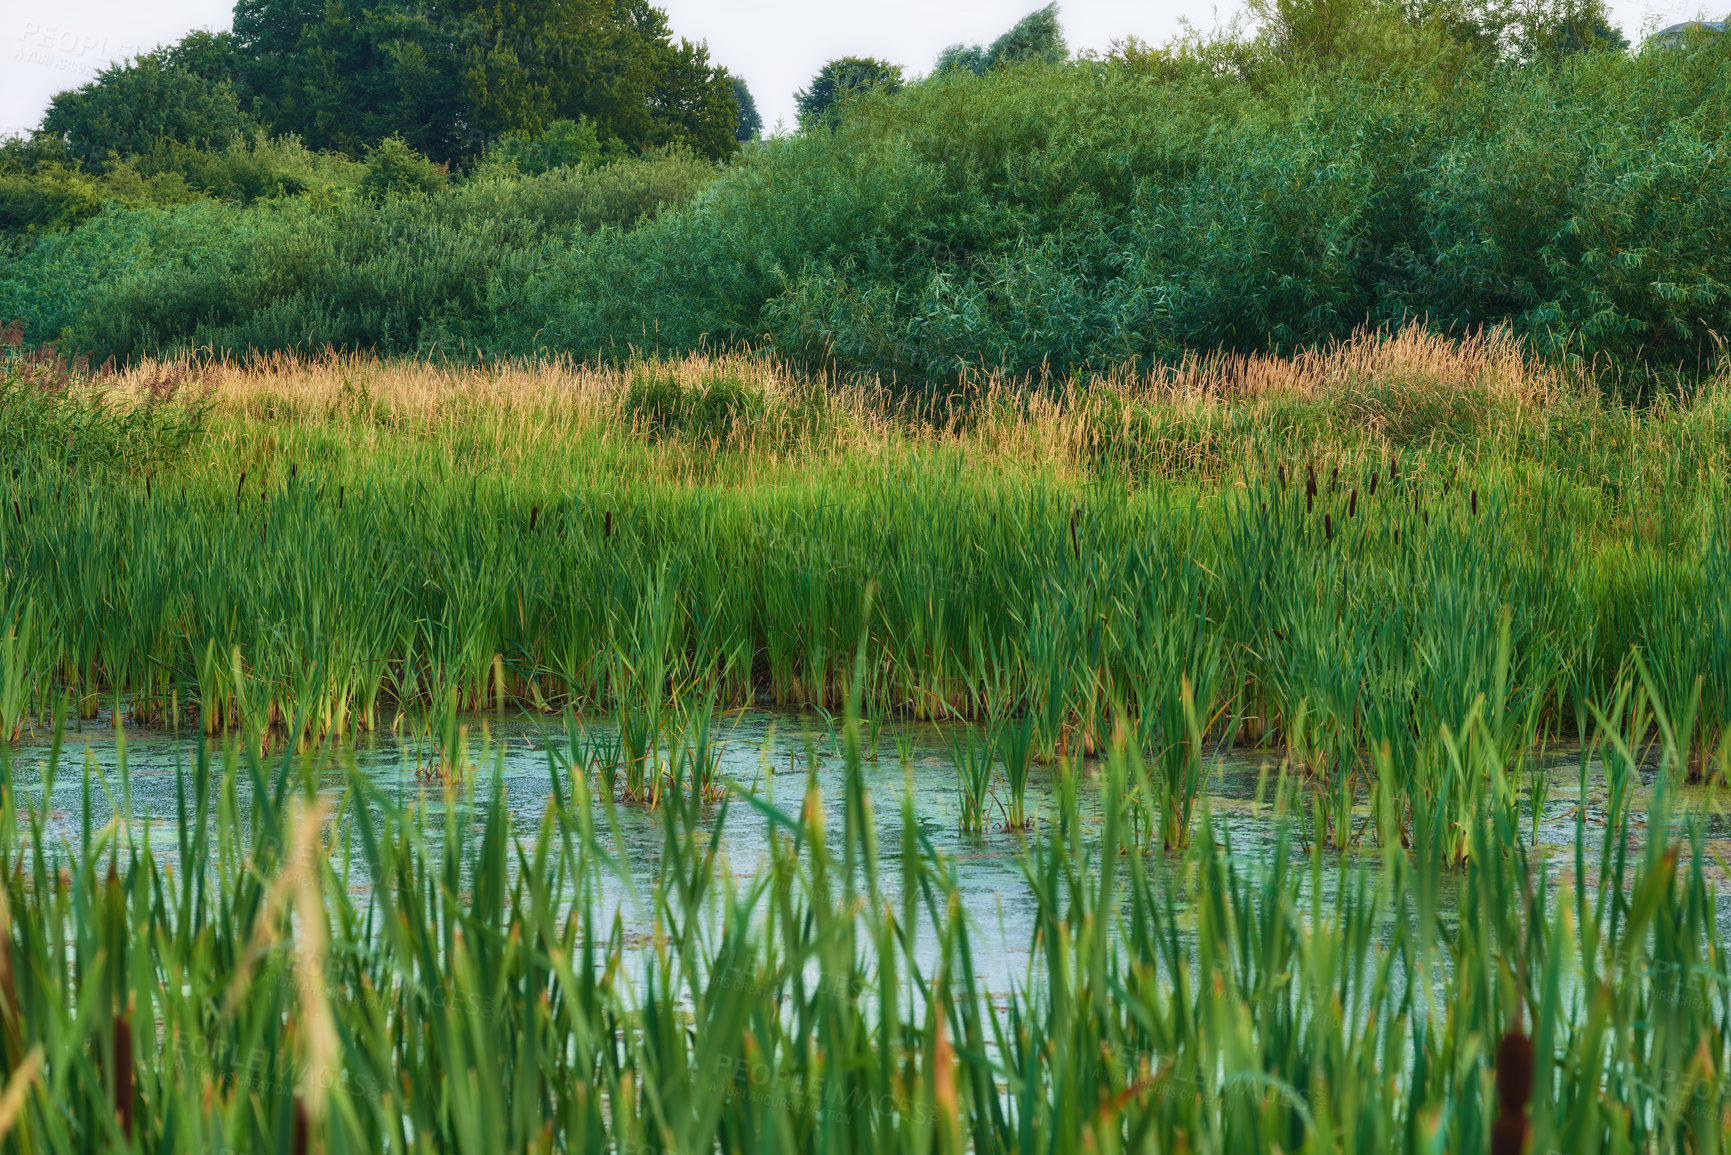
[5,325,1729,814]
[2,326,1730,1150]
[4,20,1728,388]
[0,683,1718,1152]
[6,1,1731,1148]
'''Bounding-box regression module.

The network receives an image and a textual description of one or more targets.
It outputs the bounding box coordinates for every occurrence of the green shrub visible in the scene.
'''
[359,137,448,201]
[483,118,611,175]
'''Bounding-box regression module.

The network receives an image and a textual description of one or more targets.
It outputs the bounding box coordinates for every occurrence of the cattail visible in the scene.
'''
[1305,464,1317,501]
[1329,465,1338,492]
[145,475,151,500]
[235,470,247,507]
[11,499,19,526]
[1368,472,1378,497]
[1324,514,1334,541]
[1393,527,1401,545]
[1471,489,1479,516]
[1491,1031,1534,1155]
[604,511,613,538]
[1348,489,1358,518]
[1277,464,1287,489]
[529,505,540,532]
[1070,508,1081,559]
[114,1011,134,1139]
[338,485,344,508]
[292,1096,310,1155]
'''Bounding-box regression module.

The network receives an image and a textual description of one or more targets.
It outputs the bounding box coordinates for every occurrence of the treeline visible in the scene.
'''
[3,0,1729,386]
[39,0,744,168]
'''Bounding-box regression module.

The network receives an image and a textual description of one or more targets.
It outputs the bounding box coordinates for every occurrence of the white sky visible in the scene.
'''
[3,0,1720,141]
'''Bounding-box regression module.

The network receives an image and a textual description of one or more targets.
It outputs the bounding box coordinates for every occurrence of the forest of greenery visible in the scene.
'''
[2,0,1728,389]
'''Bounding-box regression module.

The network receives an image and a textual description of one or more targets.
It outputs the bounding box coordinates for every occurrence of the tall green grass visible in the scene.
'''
[3,341,1731,848]
[0,663,1722,1150]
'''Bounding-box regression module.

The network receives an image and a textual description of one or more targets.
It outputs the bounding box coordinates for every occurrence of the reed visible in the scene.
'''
[0,667,1719,1150]
[947,726,996,833]
[3,331,1731,844]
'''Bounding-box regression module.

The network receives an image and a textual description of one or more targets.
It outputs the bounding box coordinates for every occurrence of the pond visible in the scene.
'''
[3,705,1720,995]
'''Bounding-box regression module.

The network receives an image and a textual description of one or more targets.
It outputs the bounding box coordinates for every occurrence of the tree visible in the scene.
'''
[1524,0,1630,56]
[934,5,1068,75]
[731,76,763,140]
[42,39,257,168]
[795,58,903,129]
[228,0,739,165]
[984,4,1068,67]
[1411,0,1631,59]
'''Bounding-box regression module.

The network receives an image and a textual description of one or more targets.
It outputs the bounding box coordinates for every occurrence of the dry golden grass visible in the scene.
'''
[92,323,1724,491]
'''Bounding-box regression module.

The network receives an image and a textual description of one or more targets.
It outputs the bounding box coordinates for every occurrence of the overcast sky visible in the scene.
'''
[4,0,1719,141]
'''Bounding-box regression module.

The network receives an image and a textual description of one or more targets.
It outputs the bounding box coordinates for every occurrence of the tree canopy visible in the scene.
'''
[795,58,904,129]
[935,4,1068,75]
[38,0,741,168]
[43,34,257,168]
[731,77,763,140]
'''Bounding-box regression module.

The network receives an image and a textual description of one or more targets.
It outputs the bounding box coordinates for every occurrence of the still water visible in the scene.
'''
[2,706,1717,994]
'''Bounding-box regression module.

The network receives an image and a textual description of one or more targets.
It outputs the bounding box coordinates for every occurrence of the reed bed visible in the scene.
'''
[0,669,1723,1151]
[3,326,1731,848]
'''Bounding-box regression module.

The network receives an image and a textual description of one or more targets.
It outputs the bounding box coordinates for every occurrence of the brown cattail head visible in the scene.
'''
[1277,464,1287,490]
[1491,1030,1535,1155]
[292,1096,310,1155]
[235,471,247,507]
[529,505,540,532]
[114,1012,134,1139]
[1305,464,1317,500]
[1348,489,1358,518]
[1471,489,1479,516]
[1490,1115,1526,1155]
[1324,514,1334,541]
[1329,465,1339,492]
[1368,472,1379,497]
[1496,1031,1534,1111]
[604,511,613,538]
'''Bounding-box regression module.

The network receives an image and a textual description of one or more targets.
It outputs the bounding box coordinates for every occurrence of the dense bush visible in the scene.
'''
[527,29,1731,384]
[0,149,719,360]
[4,4,1728,382]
